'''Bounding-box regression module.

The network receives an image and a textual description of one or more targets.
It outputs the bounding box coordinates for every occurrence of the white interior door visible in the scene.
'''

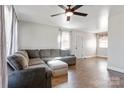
[71,31,84,58]
[75,33,84,58]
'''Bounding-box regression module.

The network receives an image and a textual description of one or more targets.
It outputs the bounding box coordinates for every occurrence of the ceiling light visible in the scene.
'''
[65,11,73,16]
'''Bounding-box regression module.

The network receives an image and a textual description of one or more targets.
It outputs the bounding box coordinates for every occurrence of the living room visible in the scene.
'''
[1,3,124,89]
[15,5,109,87]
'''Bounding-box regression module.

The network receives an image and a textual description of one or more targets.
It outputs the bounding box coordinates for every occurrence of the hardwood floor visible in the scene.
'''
[52,57,124,88]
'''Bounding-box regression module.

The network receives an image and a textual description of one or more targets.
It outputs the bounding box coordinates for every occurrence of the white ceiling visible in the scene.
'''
[14,5,110,33]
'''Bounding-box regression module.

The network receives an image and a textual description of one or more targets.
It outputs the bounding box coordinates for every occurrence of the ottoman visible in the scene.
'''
[47,60,68,77]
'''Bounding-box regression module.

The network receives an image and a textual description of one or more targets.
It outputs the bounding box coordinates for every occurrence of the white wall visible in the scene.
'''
[18,21,97,58]
[97,48,107,57]
[108,6,124,73]
[18,21,60,49]
[71,31,96,58]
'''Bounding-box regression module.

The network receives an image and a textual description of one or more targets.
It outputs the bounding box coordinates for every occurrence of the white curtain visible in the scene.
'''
[0,5,7,88]
[0,5,18,88]
[4,6,18,56]
[4,6,12,56]
[10,6,18,54]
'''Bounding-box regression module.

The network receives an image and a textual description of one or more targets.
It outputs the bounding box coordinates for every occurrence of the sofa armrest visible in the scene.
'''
[8,67,51,88]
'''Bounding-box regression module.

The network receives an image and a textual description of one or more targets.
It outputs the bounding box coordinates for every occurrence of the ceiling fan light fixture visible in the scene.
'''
[65,11,73,16]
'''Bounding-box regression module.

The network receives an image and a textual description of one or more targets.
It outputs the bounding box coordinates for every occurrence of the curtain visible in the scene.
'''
[0,5,7,88]
[10,6,18,54]
[4,6,12,56]
[4,5,18,56]
[0,5,18,88]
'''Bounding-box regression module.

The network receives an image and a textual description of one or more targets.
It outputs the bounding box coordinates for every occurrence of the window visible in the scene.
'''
[61,31,70,50]
[98,33,108,48]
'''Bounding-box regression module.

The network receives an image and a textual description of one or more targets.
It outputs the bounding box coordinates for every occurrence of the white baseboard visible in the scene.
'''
[84,55,96,58]
[107,66,124,74]
[96,55,108,58]
[76,56,96,59]
[77,55,107,59]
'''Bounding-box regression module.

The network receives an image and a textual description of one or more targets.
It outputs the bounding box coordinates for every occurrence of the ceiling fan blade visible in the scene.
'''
[67,16,70,21]
[71,5,83,11]
[74,12,88,16]
[58,5,67,10]
[51,12,65,17]
[67,5,71,8]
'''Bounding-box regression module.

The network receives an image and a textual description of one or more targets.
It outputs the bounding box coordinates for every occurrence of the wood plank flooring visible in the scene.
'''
[52,57,124,88]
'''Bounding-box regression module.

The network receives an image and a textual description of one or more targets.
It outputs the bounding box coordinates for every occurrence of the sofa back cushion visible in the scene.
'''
[7,54,28,70]
[16,51,29,63]
[26,50,40,58]
[40,49,51,58]
[60,50,70,56]
[50,49,60,57]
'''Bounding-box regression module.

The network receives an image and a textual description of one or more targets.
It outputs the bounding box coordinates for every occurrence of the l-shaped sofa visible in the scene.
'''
[7,49,76,88]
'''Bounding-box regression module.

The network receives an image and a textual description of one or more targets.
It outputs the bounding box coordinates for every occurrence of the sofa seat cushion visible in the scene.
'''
[47,60,68,70]
[42,57,56,62]
[29,58,45,66]
[42,57,67,61]
[28,63,52,71]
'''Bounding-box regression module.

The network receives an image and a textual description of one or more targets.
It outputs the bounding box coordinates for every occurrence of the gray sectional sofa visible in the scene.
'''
[26,49,76,65]
[7,49,76,88]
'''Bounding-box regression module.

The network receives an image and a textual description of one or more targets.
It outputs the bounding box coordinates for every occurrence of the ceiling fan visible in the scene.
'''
[51,5,88,21]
